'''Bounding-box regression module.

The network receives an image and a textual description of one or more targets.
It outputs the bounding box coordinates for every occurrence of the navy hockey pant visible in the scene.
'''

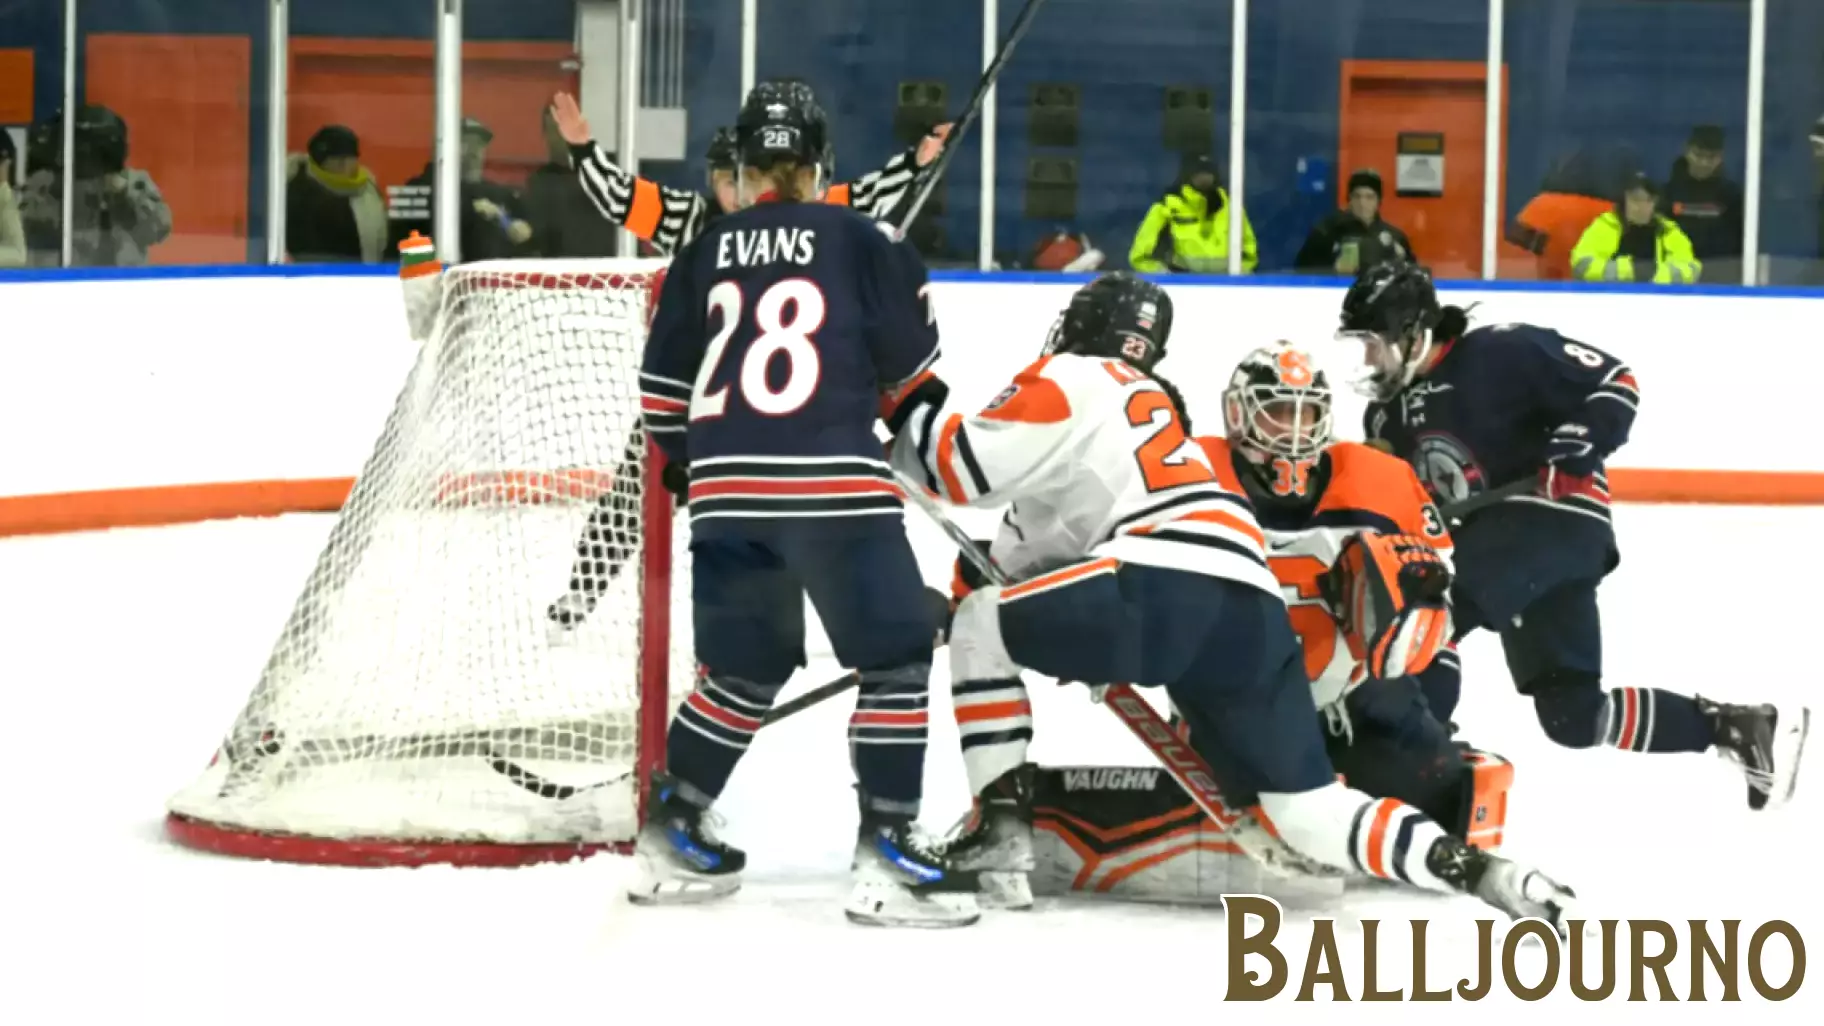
[670,520,937,816]
[1449,504,1614,689]
[997,559,1333,804]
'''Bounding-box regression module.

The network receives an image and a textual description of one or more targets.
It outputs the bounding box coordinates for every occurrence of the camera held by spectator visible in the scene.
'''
[286,125,388,263]
[1129,153,1257,274]
[1293,168,1415,275]
[1570,171,1701,284]
[15,105,172,266]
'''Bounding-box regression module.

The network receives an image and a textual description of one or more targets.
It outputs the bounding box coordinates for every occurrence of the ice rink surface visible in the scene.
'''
[1,504,1817,1023]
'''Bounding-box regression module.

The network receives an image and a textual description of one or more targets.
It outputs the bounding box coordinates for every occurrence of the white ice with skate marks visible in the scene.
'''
[0,504,1816,1023]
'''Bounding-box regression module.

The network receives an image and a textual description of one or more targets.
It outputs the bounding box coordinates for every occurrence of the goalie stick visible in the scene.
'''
[893,471,1339,880]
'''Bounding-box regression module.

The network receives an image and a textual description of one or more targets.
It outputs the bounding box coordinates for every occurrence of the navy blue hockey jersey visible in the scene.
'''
[1363,322,1639,525]
[639,198,939,531]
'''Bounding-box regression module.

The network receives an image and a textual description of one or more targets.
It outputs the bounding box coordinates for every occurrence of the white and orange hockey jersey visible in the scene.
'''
[1198,436,1454,707]
[889,354,1278,597]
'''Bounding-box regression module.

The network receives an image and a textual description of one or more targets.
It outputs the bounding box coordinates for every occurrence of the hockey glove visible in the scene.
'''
[1320,532,1453,681]
[1538,422,1597,500]
[659,460,691,502]
[880,372,950,438]
[950,538,996,604]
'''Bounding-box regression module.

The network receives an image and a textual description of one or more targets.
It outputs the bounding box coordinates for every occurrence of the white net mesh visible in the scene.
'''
[167,258,691,862]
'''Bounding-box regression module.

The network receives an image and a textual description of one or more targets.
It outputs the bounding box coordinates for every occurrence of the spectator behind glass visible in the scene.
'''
[521,106,619,257]
[1570,172,1701,283]
[286,125,387,263]
[1128,152,1257,274]
[388,117,533,262]
[1292,168,1415,275]
[0,129,24,267]
[1662,124,1742,268]
[16,105,170,266]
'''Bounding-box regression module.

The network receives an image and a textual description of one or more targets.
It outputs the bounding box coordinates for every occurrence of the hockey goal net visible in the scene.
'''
[166,257,690,866]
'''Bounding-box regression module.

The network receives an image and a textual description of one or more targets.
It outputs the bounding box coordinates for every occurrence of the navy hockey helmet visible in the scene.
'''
[1337,261,1443,401]
[1042,272,1173,374]
[705,126,738,173]
[734,78,833,190]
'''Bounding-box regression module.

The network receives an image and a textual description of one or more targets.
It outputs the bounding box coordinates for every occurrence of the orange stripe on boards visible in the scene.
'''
[8,466,1824,540]
[1607,468,1824,505]
[0,479,354,537]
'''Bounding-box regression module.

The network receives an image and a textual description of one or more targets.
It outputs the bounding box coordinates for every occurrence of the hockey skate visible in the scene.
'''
[545,591,597,641]
[626,774,745,906]
[940,764,1037,910]
[1426,837,1578,939]
[1701,697,1811,811]
[846,808,981,928]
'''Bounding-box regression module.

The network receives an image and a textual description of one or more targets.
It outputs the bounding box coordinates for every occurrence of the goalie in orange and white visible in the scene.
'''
[986,342,1518,906]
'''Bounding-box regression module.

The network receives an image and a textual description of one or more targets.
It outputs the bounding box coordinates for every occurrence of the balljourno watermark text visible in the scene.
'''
[1216,895,1805,1002]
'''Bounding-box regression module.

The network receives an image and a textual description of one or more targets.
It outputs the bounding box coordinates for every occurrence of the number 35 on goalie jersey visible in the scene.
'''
[888,353,1280,598]
[1198,436,1453,708]
[639,202,940,530]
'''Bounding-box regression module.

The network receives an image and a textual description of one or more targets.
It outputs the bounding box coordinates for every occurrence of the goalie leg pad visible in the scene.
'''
[1027,765,1344,907]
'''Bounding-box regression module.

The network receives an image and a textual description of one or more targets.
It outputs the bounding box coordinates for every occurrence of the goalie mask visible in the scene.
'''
[1336,262,1441,402]
[1222,343,1333,499]
[1041,272,1172,374]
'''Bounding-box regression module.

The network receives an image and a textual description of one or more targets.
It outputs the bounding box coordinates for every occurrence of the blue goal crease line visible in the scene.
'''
[1,262,1821,299]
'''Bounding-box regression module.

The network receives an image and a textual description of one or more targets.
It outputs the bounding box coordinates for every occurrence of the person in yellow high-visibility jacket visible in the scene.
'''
[1570,172,1702,284]
[1128,154,1257,274]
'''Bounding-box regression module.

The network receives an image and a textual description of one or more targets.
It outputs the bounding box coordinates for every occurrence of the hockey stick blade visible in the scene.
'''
[889,0,1048,240]
[893,471,1333,877]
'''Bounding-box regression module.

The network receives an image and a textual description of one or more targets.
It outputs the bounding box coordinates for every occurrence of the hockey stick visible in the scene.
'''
[484,669,865,800]
[889,0,1049,241]
[1437,478,1539,524]
[893,472,1336,878]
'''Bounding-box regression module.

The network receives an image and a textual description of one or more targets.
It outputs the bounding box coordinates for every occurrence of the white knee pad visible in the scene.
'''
[950,587,1022,684]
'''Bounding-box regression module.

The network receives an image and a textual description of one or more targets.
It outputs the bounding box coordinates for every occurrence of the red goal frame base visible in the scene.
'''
[164,812,631,868]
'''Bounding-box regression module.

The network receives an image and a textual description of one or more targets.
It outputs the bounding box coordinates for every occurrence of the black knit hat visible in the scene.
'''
[1687,124,1725,152]
[307,125,359,164]
[1347,168,1383,198]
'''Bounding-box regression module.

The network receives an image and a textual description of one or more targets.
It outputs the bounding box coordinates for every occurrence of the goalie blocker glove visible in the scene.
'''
[1320,531,1452,680]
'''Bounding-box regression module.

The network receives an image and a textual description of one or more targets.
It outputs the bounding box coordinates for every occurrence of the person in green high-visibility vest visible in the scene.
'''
[1570,172,1702,284]
[1128,153,1257,274]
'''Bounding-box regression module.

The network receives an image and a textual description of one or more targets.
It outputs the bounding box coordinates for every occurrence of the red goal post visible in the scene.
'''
[165,257,687,867]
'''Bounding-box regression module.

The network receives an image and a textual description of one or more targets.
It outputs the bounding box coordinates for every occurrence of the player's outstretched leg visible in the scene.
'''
[793,525,979,928]
[1502,582,1811,810]
[940,590,1039,908]
[1149,569,1582,937]
[625,538,801,906]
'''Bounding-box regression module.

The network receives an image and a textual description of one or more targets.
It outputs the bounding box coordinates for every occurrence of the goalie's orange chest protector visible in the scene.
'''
[1197,437,1452,704]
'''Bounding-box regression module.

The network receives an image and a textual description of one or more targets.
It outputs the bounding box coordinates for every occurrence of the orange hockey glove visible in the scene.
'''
[1320,532,1452,680]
